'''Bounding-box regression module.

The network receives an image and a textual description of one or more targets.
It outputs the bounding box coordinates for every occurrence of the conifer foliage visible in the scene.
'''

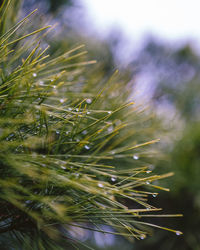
[0,1,182,249]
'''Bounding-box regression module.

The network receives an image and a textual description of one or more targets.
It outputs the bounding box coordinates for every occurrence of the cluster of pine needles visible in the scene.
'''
[0,1,182,249]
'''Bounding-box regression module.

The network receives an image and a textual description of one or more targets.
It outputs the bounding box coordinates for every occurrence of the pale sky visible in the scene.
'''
[80,0,200,43]
[77,0,200,100]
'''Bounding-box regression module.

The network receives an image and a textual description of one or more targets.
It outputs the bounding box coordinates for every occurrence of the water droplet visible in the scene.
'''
[39,80,44,85]
[133,154,139,160]
[68,107,72,111]
[152,193,157,197]
[108,126,114,133]
[53,85,56,89]
[60,98,65,103]
[107,111,112,114]
[146,170,151,174]
[111,177,116,182]
[175,231,182,236]
[98,183,104,188]
[86,111,91,115]
[140,234,145,240]
[65,131,70,135]
[56,131,60,135]
[84,145,90,150]
[25,200,32,204]
[61,166,66,170]
[32,73,37,77]
[75,108,79,112]
[51,79,54,82]
[115,119,122,126]
[86,98,92,104]
[146,181,150,185]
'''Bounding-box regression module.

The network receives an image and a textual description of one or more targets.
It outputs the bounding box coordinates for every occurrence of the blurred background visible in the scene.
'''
[22,1,200,249]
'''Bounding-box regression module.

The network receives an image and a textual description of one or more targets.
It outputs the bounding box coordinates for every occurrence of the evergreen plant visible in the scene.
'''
[0,1,182,249]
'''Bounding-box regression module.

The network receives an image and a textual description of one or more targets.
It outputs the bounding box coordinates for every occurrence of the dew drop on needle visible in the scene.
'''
[84,145,90,150]
[111,177,116,182]
[98,183,104,188]
[133,154,139,160]
[86,98,92,104]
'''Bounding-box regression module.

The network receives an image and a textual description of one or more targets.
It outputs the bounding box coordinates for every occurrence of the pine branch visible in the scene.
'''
[0,2,182,249]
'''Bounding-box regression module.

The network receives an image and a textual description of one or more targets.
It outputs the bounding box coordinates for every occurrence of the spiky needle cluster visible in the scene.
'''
[0,1,182,249]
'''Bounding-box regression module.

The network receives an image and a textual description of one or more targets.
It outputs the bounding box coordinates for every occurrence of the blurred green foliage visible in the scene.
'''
[22,0,72,13]
[48,0,72,12]
[131,40,200,250]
